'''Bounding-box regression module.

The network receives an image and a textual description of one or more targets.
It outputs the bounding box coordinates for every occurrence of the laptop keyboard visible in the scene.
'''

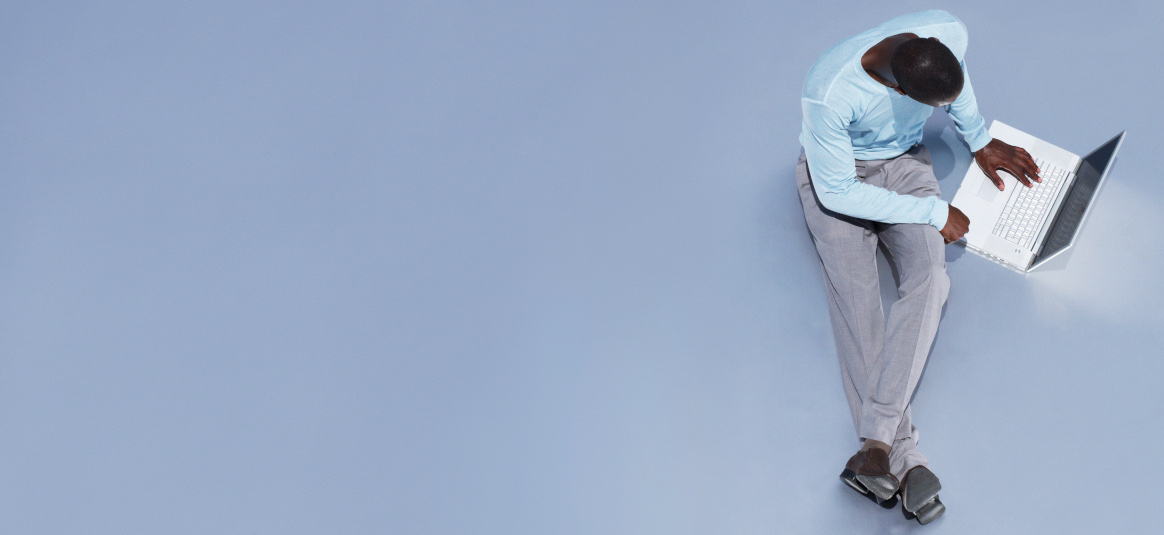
[991,158,1073,250]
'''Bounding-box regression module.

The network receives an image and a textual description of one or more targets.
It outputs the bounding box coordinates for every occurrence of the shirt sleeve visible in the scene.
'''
[801,98,950,230]
[944,59,992,152]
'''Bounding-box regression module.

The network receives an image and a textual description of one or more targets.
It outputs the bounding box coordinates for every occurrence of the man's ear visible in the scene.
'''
[929,37,939,42]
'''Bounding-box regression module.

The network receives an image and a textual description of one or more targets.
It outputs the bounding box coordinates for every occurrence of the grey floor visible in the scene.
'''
[3,1,1163,533]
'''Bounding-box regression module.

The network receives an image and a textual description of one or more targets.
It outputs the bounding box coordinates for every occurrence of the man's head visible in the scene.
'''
[890,37,963,107]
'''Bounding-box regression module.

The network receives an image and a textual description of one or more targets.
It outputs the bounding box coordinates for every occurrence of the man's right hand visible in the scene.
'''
[941,205,970,244]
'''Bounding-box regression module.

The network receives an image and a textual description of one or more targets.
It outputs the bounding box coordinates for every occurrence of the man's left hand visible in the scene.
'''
[974,138,1041,190]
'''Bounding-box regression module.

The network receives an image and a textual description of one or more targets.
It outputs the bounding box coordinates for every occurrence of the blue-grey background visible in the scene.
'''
[2,1,1160,533]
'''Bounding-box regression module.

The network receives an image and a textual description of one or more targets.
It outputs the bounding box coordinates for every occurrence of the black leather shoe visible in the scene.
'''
[839,449,899,502]
[900,466,944,524]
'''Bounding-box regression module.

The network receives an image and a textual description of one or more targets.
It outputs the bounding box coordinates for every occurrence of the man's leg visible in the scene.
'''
[888,407,928,482]
[855,145,949,511]
[874,215,947,484]
[856,145,950,451]
[796,153,883,443]
[798,152,910,502]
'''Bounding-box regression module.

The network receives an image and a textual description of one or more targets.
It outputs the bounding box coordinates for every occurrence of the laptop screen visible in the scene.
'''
[1033,133,1122,265]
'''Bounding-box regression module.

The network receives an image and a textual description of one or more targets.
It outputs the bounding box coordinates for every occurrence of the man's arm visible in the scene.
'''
[944,60,1041,189]
[943,60,992,152]
[801,98,950,230]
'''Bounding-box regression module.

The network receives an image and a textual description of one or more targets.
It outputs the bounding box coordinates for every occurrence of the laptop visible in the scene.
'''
[950,120,1125,273]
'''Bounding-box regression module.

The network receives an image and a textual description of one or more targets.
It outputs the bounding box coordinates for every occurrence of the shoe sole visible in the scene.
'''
[901,466,941,514]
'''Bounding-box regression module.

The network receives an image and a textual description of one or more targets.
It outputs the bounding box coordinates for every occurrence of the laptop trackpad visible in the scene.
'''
[974,175,1001,202]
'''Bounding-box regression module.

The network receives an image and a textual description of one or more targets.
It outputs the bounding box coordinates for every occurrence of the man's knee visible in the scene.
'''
[930,263,950,302]
[899,255,949,303]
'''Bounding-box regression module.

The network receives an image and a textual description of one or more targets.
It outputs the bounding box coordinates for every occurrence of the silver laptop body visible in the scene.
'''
[950,120,1125,273]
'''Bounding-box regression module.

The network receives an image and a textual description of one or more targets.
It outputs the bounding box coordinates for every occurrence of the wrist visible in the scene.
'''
[969,133,993,154]
[973,137,999,156]
[930,199,950,231]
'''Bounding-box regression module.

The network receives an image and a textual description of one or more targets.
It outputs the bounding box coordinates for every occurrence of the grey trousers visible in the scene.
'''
[796,145,949,481]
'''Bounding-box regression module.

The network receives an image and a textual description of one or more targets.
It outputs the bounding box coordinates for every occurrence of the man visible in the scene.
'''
[797,10,1039,524]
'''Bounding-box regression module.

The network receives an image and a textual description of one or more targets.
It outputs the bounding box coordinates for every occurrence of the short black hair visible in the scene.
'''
[890,38,963,106]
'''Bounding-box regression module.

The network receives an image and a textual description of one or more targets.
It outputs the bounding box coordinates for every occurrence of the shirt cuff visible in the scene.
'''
[966,129,992,153]
[928,198,950,231]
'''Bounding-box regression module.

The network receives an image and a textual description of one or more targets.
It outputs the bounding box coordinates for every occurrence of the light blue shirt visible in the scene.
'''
[799,10,991,230]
